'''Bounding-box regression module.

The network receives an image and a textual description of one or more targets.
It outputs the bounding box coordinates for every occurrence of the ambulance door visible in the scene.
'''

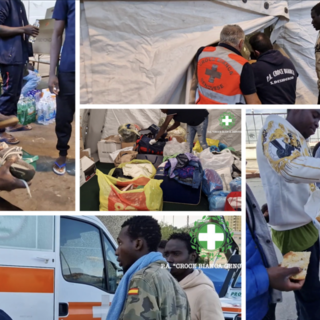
[58,217,122,320]
[0,216,56,320]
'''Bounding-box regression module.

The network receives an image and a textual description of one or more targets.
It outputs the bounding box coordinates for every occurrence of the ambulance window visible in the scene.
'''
[103,235,123,294]
[0,216,54,251]
[60,218,106,290]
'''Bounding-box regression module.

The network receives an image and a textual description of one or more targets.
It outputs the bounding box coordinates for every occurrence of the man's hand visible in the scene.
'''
[267,266,305,291]
[23,25,39,37]
[48,75,60,95]
[0,157,30,192]
[155,127,166,141]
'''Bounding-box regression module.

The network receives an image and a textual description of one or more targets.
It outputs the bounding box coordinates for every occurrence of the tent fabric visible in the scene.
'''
[84,109,241,157]
[272,1,319,104]
[80,0,317,104]
[80,1,289,104]
[22,1,56,22]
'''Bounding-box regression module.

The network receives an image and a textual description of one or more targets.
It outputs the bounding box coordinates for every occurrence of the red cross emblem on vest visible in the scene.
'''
[205,65,222,83]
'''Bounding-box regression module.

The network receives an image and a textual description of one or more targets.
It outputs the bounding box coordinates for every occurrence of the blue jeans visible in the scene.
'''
[295,239,320,320]
[187,116,209,152]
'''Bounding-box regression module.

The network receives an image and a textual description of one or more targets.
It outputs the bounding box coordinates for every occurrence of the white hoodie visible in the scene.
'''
[180,269,224,320]
[256,115,320,231]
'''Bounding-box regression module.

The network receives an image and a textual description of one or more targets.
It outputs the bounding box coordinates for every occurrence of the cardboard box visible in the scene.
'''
[80,156,96,185]
[45,7,55,19]
[33,19,64,55]
[80,159,86,187]
[103,134,121,143]
[80,148,91,159]
[121,141,136,149]
[98,135,122,163]
[170,135,185,143]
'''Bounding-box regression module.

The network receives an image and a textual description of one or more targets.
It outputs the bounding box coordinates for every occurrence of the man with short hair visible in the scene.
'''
[164,232,224,320]
[257,109,320,319]
[249,32,298,104]
[195,24,261,104]
[49,0,75,175]
[311,2,320,104]
[108,216,190,320]
[0,0,39,144]
[157,239,167,255]
[155,109,209,152]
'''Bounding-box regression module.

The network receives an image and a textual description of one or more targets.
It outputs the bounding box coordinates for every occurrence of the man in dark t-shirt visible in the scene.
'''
[0,0,39,144]
[49,0,75,175]
[249,32,298,104]
[155,109,209,152]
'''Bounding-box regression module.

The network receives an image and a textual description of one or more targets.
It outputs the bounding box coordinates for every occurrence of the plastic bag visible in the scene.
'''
[158,117,186,140]
[202,169,223,196]
[114,151,138,167]
[108,159,156,179]
[97,169,163,211]
[163,138,189,157]
[193,138,219,153]
[208,191,230,211]
[200,149,234,190]
[118,124,141,142]
[229,177,241,192]
[21,70,41,96]
[224,191,242,211]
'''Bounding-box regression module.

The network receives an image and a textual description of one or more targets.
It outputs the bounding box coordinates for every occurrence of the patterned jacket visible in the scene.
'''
[119,261,191,320]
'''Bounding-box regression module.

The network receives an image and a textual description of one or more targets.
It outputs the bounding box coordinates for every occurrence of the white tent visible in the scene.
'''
[81,109,241,161]
[22,1,55,23]
[80,0,318,104]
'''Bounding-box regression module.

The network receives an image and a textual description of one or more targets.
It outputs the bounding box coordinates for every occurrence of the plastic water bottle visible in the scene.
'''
[29,20,40,43]
[37,101,44,125]
[44,100,51,125]
[19,99,26,125]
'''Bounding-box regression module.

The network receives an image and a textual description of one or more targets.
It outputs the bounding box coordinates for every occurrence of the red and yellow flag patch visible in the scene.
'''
[128,288,139,296]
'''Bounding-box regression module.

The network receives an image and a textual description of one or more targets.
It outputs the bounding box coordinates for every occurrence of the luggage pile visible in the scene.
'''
[96,122,241,211]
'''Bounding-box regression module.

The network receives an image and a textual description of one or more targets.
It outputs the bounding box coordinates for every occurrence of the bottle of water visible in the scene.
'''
[44,100,51,125]
[37,101,44,125]
[29,20,40,43]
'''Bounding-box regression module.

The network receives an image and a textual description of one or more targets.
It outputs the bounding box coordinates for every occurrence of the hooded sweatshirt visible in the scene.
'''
[251,49,298,104]
[179,269,224,320]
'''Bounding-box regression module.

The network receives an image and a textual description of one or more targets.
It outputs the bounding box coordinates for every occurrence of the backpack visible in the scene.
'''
[135,135,166,155]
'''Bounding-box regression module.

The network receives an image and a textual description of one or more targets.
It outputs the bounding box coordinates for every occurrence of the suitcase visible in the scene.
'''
[154,166,202,205]
[136,154,164,169]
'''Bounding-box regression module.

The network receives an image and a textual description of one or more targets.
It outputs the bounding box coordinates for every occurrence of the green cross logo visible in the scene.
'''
[197,222,225,251]
[219,112,236,129]
[189,216,234,261]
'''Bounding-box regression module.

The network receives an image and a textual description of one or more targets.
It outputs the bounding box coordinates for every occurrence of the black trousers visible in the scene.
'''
[262,303,276,320]
[0,64,24,133]
[294,239,320,320]
[0,64,24,116]
[56,72,75,157]
[318,91,320,104]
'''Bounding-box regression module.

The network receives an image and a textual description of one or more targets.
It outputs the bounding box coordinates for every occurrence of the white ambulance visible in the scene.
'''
[0,215,122,320]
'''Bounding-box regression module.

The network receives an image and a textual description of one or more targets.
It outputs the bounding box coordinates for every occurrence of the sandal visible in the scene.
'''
[53,161,66,175]
[0,147,36,182]
[0,134,20,145]
[7,124,32,132]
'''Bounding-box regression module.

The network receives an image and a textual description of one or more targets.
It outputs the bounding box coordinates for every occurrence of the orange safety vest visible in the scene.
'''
[196,46,248,104]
